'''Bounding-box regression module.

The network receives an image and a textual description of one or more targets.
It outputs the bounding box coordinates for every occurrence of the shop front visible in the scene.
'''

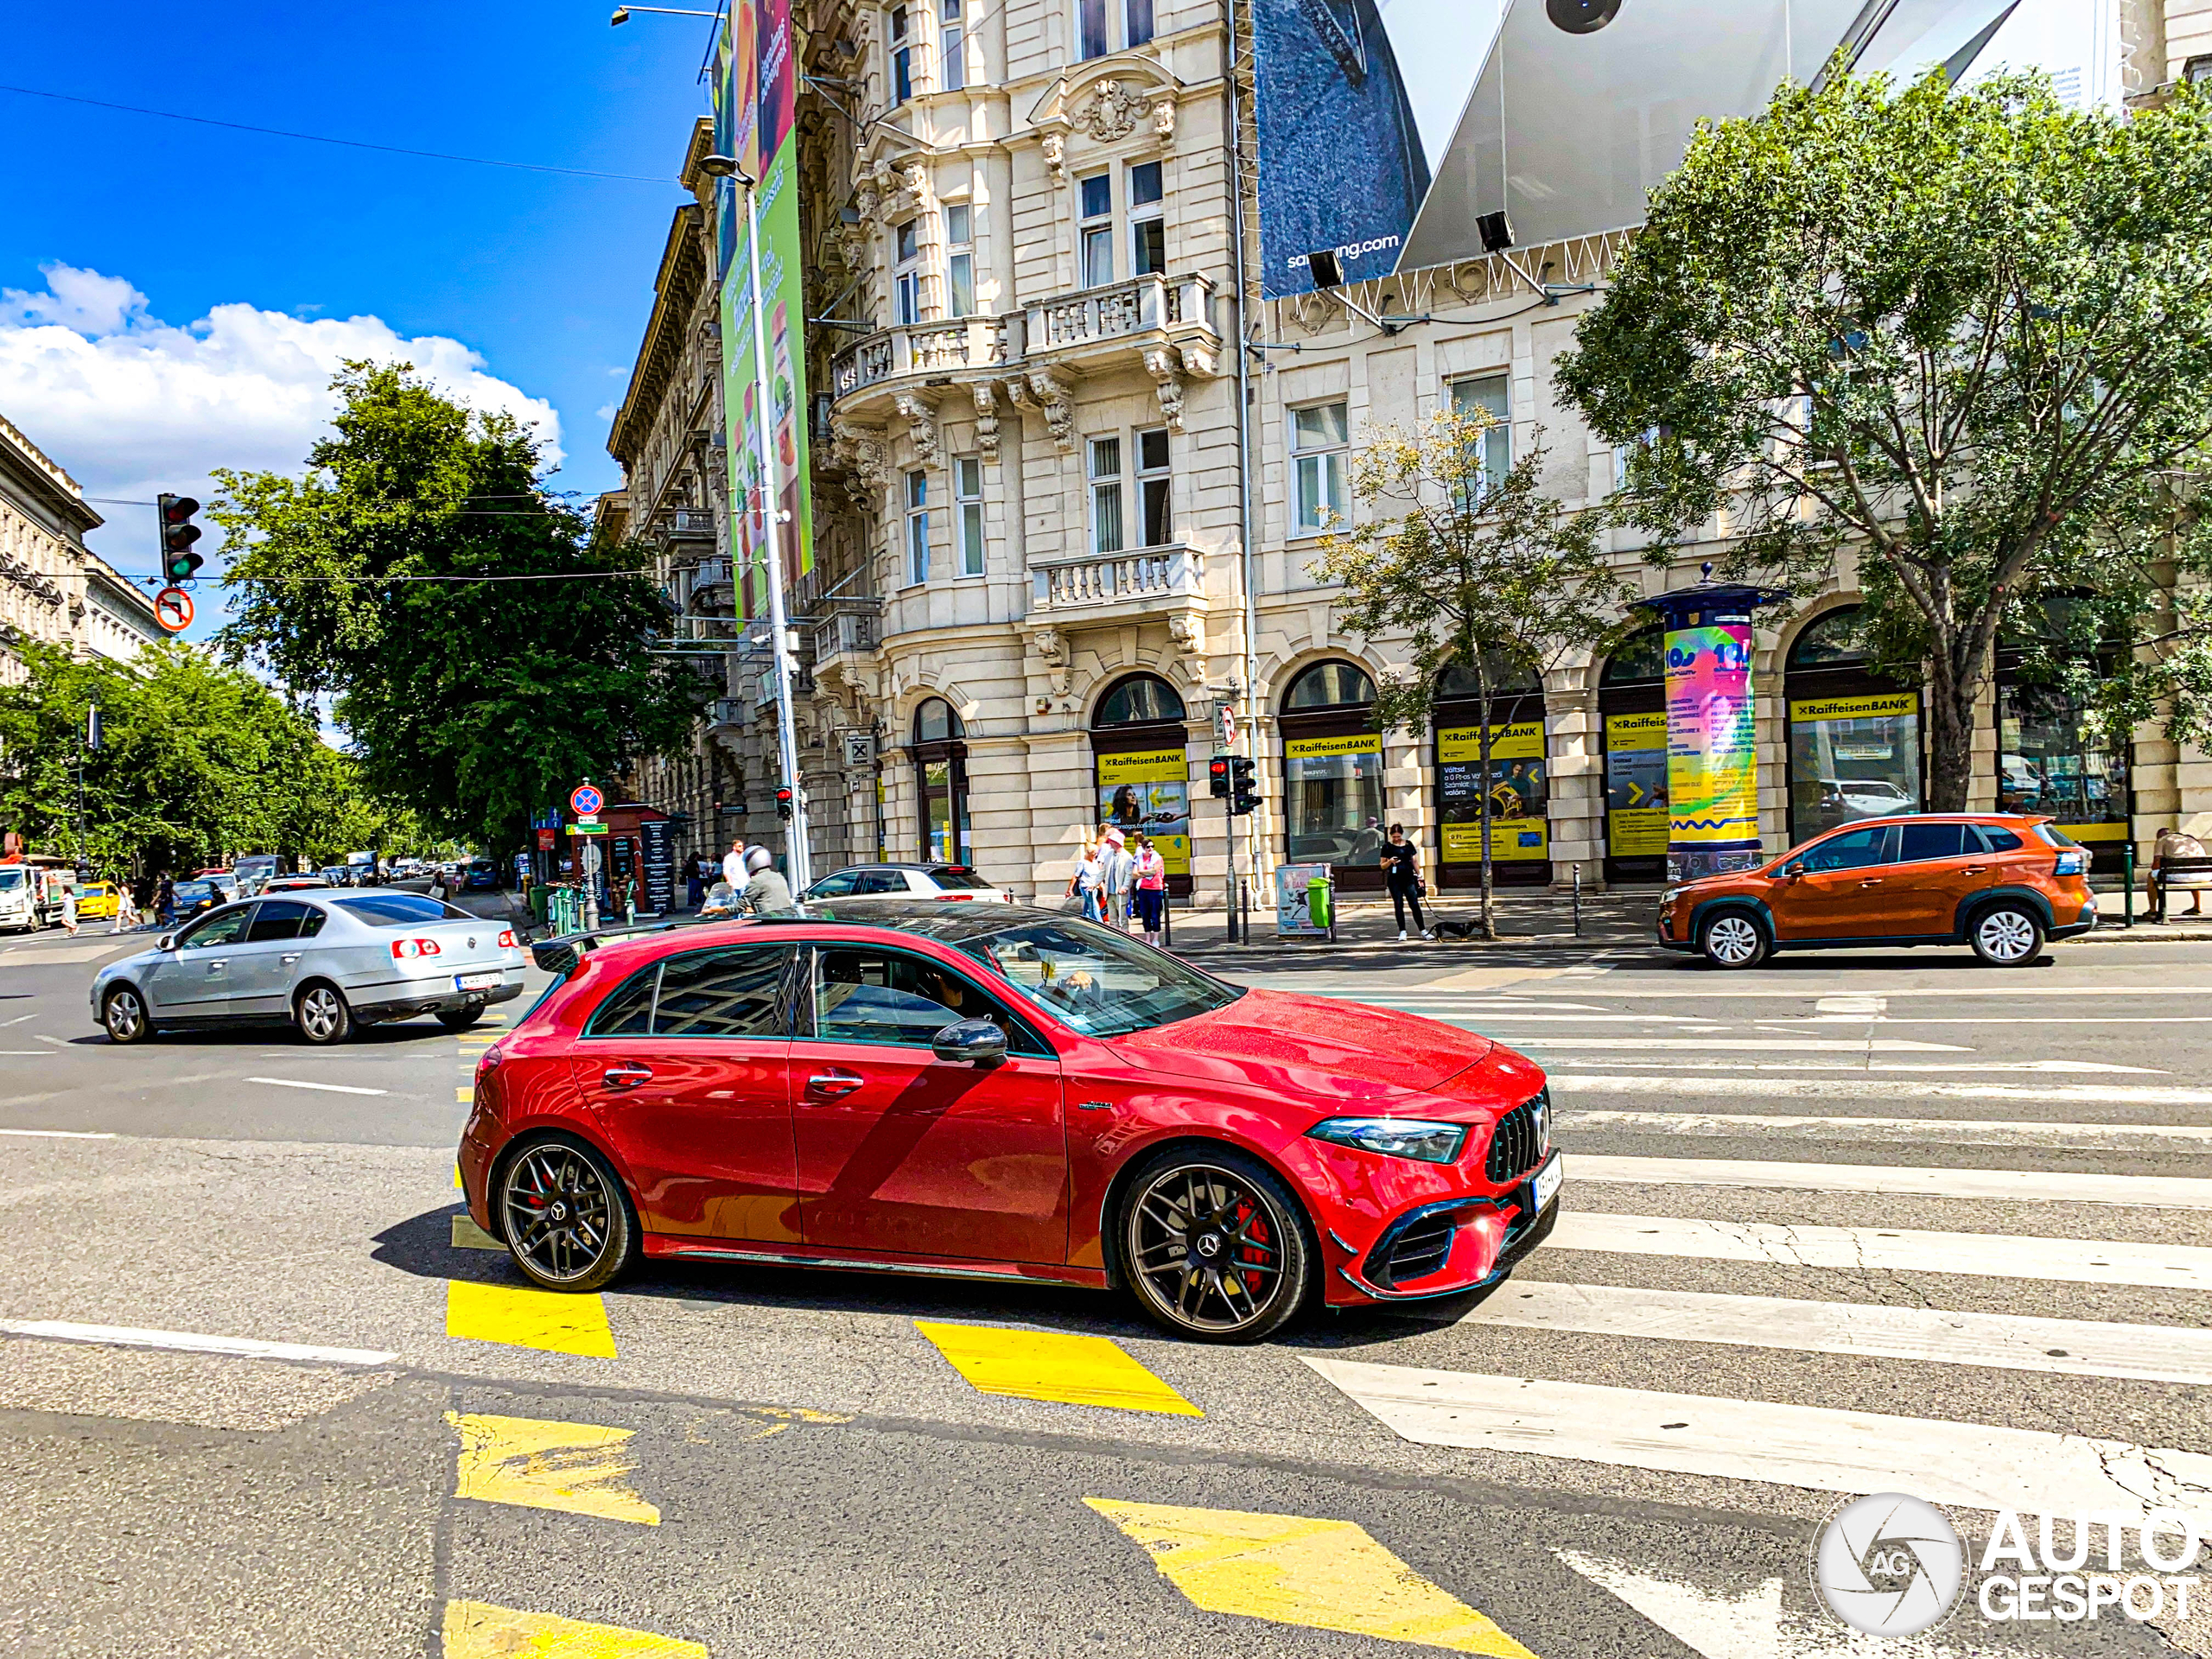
[1280,660,1386,892]
[1433,663,1549,889]
[910,697,971,864]
[1783,606,1923,845]
[1091,674,1194,898]
[1597,626,1668,886]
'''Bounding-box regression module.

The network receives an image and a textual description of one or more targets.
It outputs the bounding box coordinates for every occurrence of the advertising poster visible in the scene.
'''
[1284,733,1386,864]
[1248,0,2120,298]
[716,0,813,620]
[1096,749,1192,876]
[1437,721,1548,862]
[1604,711,1669,856]
[1666,621,1758,854]
[1275,863,1334,937]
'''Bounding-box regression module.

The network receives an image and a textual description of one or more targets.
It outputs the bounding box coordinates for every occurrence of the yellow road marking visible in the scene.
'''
[452,1215,501,1251]
[1085,1498,1539,1655]
[454,1163,464,1189]
[446,1281,617,1358]
[446,1411,660,1524]
[457,1033,499,1046]
[456,1086,474,1103]
[442,1600,703,1657]
[916,1320,1200,1415]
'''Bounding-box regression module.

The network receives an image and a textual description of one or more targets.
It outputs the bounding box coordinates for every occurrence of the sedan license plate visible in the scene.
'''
[454,971,502,992]
[1530,1154,1563,1212]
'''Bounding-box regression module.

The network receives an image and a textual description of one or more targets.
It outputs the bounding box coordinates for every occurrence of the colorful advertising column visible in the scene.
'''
[1634,576,1783,882]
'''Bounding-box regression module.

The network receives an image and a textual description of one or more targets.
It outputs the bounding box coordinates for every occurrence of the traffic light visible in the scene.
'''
[1229,756,1260,817]
[774,785,794,821]
[157,494,204,582]
[1207,754,1231,798]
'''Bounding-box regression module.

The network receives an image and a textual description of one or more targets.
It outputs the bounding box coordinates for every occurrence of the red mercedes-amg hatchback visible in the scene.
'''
[460,901,1559,1342]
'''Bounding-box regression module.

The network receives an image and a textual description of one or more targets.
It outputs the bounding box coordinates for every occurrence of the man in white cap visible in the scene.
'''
[741,844,795,914]
[1097,824,1134,931]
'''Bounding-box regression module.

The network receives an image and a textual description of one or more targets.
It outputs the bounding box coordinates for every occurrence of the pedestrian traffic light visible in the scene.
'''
[157,494,204,582]
[1208,754,1231,798]
[1229,756,1259,817]
[775,785,794,821]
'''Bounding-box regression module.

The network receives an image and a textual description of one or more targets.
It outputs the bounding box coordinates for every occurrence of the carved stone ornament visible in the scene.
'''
[1021,368,1076,452]
[1151,96,1176,143]
[1167,613,1205,658]
[1078,79,1145,143]
[1142,346,1185,433]
[1033,626,1066,666]
[830,416,891,500]
[893,390,944,472]
[1040,132,1065,180]
[972,382,1001,461]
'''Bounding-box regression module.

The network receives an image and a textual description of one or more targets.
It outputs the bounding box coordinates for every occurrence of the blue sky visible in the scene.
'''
[3,3,721,632]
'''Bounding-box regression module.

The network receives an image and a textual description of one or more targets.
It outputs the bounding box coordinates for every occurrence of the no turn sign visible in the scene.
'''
[154,587,194,633]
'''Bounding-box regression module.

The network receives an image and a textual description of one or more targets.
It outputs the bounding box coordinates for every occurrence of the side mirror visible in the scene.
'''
[931,1018,1007,1068]
[1780,861,1804,879]
[156,933,177,952]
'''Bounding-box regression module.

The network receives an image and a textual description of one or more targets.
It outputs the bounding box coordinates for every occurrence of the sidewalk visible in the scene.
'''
[1161,890,1653,959]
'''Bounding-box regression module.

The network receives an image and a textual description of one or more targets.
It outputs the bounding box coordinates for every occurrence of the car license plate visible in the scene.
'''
[1531,1154,1563,1211]
[454,971,502,992]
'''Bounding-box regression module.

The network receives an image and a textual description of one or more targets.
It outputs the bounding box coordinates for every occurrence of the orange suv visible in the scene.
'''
[1655,815,2098,969]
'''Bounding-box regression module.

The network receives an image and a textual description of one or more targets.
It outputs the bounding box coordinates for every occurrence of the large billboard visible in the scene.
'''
[1250,0,2121,297]
[716,0,812,618]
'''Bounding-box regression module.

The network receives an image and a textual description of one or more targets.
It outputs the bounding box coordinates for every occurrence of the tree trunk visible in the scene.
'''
[1478,666,1497,942]
[1924,639,1981,813]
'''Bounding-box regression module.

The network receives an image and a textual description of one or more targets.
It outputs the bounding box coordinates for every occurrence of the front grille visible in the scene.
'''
[1485,1090,1551,1185]
[1379,1212,1458,1287]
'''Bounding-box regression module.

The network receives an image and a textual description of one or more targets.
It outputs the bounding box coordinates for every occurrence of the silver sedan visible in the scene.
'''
[89,890,526,1046]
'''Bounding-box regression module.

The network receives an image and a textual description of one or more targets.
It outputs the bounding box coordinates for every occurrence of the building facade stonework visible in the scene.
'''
[0,412,162,684]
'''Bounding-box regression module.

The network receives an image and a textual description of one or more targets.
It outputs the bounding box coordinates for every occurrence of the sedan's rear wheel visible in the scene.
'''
[1698,910,1769,969]
[499,1137,636,1293]
[1971,902,2044,966]
[294,982,353,1045]
[103,986,152,1045]
[1120,1147,1312,1343]
[436,1007,485,1031]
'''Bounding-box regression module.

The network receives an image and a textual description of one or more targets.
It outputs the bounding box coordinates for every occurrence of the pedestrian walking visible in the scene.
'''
[685,852,706,911]
[1099,825,1135,931]
[111,877,137,935]
[1379,823,1433,941]
[153,873,175,930]
[1130,832,1167,947]
[722,838,747,894]
[1065,836,1103,923]
[60,878,79,937]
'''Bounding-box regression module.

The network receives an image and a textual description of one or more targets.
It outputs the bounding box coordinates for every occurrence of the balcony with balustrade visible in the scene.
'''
[810,598,881,689]
[1028,543,1205,632]
[827,316,1018,422]
[1020,274,1220,380]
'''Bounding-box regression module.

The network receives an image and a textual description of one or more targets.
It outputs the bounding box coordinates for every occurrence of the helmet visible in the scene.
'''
[744,845,774,874]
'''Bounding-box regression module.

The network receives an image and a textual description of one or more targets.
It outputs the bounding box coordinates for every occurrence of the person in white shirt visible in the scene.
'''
[1065,837,1103,923]
[1098,825,1135,930]
[721,838,747,893]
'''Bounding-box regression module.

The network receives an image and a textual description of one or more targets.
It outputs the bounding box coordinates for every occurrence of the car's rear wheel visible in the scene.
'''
[1698,910,1769,969]
[498,1135,637,1293]
[294,982,354,1045]
[436,1007,485,1031]
[102,986,153,1045]
[1971,903,2044,966]
[1119,1147,1313,1343]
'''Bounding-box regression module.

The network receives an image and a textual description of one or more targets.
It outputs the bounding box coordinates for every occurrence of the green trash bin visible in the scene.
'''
[1306,874,1332,934]
[528,885,551,929]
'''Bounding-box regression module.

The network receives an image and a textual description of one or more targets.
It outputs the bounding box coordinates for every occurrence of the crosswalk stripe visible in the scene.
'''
[1084,1497,1538,1656]
[1548,1074,2212,1103]
[1302,1357,2212,1521]
[446,1411,659,1524]
[445,1281,617,1359]
[442,1600,703,1657]
[1508,1038,1971,1052]
[1557,1109,2212,1151]
[1568,1154,2212,1208]
[916,1320,1200,1415]
[1545,1211,2212,1288]
[1446,1280,2212,1383]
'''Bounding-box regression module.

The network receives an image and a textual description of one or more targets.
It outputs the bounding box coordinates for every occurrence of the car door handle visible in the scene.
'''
[805,1070,866,1098]
[281,953,301,964]
[601,1064,653,1090]
[1964,866,1988,874]
[1857,879,1883,887]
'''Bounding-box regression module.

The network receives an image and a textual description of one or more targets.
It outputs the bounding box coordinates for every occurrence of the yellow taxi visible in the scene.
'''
[75,881,122,920]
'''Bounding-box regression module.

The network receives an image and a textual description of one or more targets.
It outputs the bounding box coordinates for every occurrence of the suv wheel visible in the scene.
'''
[1698,910,1769,969]
[1971,902,2044,966]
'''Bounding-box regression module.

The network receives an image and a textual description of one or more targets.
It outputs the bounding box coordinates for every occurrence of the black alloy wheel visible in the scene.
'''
[1120,1147,1312,1343]
[499,1136,636,1293]
[102,985,153,1045]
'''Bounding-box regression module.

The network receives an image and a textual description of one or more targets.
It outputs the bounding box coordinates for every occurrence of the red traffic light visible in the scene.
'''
[774,785,794,820]
[1207,755,1231,798]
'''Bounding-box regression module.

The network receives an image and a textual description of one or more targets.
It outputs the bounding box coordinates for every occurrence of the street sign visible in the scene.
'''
[153,587,194,633]
[570,820,609,836]
[569,783,604,817]
[535,828,556,851]
[1218,703,1239,749]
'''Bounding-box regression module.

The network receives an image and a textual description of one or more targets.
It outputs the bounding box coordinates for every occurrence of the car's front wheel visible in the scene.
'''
[1971,902,2044,966]
[294,982,354,1045]
[1698,910,1769,969]
[102,986,153,1045]
[1118,1147,1313,1343]
[498,1135,638,1293]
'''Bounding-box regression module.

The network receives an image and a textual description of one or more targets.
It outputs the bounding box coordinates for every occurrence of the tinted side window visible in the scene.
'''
[655,947,791,1037]
[1800,825,1892,873]
[299,907,327,938]
[585,964,660,1037]
[855,870,907,894]
[809,871,861,897]
[180,906,253,949]
[1977,826,2024,853]
[1897,823,1966,862]
[247,900,313,943]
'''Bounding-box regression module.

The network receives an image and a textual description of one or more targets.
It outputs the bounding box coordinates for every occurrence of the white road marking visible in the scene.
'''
[0,1051,47,1056]
[1814,995,1885,1016]
[1511,1038,1968,1052]
[32,1034,66,1047]
[1370,1012,1702,1023]
[0,1319,397,1367]
[245,1077,390,1097]
[1448,1280,2212,1383]
[1302,1358,2212,1520]
[1547,1073,2212,1103]
[1556,1109,2212,1151]
[1570,1154,2212,1209]
[2,1013,36,1026]
[1547,1211,2212,1288]
[1547,1059,2165,1074]
[1495,985,2212,999]
[0,1127,118,1140]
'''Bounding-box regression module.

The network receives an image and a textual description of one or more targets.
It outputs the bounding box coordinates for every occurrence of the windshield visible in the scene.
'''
[957,918,1245,1036]
[930,867,994,890]
[335,893,470,925]
[0,869,23,892]
[174,881,215,902]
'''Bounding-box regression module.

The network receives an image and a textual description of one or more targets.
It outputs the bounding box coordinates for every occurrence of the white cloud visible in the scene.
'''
[0,263,562,569]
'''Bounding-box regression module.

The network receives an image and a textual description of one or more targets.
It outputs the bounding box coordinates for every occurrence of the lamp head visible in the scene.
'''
[696,153,751,183]
[610,6,630,22]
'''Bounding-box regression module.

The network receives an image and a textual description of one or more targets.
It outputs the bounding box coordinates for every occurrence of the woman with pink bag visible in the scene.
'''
[1130,832,1167,946]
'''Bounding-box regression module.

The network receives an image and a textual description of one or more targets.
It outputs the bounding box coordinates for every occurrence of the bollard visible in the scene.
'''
[2122,838,2134,929]
[1573,862,1582,938]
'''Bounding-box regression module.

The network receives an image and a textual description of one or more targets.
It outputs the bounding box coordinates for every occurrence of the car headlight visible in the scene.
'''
[1306,1116,1468,1164]
[1659,886,1685,908]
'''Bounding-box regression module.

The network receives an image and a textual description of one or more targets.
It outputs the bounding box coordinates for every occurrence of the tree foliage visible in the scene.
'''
[211,364,708,855]
[1311,411,1633,935]
[1554,71,2212,809]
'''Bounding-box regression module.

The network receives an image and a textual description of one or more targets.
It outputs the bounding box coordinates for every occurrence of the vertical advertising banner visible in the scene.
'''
[1436,721,1548,862]
[1603,711,1669,856]
[717,0,813,620]
[1096,750,1192,876]
[1665,620,1760,876]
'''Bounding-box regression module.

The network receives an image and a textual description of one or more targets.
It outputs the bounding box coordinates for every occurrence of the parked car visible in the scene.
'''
[1655,814,2096,969]
[800,863,1017,904]
[263,874,333,893]
[167,879,226,923]
[75,881,122,920]
[318,866,355,887]
[457,900,1560,1341]
[91,890,526,1047]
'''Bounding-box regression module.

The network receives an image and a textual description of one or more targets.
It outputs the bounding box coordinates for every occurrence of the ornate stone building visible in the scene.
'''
[0,412,162,684]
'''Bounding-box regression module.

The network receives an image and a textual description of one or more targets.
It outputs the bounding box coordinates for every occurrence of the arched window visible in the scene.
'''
[1995,597,2130,860]
[1091,675,1192,893]
[1787,605,1872,671]
[1093,674,1185,728]
[1278,660,1384,883]
[910,698,969,863]
[1436,653,1541,698]
[1784,605,1923,842]
[1434,657,1549,888]
[1599,623,1669,882]
[1282,660,1376,711]
[913,697,964,744]
[1600,625,1666,685]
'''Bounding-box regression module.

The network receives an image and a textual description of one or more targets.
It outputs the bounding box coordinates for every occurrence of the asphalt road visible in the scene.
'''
[2,912,2208,1657]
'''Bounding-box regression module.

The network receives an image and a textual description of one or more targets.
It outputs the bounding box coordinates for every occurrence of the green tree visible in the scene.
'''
[1554,72,2212,810]
[1312,412,1633,938]
[210,363,708,856]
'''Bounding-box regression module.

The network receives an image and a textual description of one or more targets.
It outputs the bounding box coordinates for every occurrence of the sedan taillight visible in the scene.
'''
[391,938,443,959]
[496,930,517,948]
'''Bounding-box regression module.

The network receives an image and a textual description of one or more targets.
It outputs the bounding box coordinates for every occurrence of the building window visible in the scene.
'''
[1784,605,1923,842]
[945,202,975,318]
[955,455,985,577]
[1279,661,1386,877]
[890,5,913,102]
[1125,0,1154,47]
[1136,426,1171,546]
[1434,659,1550,885]
[1078,173,1114,288]
[1292,402,1349,534]
[905,471,930,585]
[1093,673,1191,893]
[1077,0,1109,60]
[1077,0,1147,58]
[912,698,969,864]
[1088,435,1123,555]
[940,0,967,90]
[894,219,921,325]
[1451,373,1511,499]
[1128,161,1165,276]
